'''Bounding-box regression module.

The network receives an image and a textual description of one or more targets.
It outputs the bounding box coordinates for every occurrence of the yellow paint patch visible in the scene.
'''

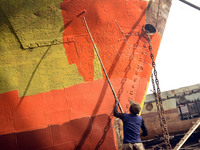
[0,6,103,97]
[139,81,150,115]
[93,45,103,80]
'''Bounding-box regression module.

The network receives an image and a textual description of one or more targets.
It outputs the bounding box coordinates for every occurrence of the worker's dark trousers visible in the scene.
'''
[123,143,145,150]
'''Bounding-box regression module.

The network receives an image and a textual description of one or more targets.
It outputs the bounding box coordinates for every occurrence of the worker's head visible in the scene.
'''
[129,101,141,115]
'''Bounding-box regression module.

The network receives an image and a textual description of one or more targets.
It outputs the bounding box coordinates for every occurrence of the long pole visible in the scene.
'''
[83,16,123,113]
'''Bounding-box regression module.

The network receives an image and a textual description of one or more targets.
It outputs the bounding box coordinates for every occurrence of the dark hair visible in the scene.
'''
[129,102,141,115]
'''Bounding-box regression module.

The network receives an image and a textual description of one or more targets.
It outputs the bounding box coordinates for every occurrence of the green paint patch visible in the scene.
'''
[1,0,64,49]
[93,45,103,80]
[0,3,103,96]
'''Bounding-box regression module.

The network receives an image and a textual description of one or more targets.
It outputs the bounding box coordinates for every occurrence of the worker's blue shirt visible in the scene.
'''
[122,113,142,143]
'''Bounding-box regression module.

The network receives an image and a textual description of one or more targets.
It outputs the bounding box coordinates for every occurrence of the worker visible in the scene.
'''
[114,100,148,150]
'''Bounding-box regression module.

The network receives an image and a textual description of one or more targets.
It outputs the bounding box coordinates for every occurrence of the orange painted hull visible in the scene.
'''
[0,0,172,149]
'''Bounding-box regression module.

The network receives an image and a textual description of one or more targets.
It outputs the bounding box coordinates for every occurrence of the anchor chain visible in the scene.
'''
[146,32,172,150]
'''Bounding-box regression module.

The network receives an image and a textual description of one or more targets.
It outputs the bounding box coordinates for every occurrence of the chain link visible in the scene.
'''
[146,31,172,150]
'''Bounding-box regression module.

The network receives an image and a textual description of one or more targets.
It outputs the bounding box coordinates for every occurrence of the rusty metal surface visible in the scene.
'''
[142,83,200,142]
[146,0,172,37]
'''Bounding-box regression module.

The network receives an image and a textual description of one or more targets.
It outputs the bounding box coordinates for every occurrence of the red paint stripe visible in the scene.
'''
[0,78,145,134]
[0,114,116,150]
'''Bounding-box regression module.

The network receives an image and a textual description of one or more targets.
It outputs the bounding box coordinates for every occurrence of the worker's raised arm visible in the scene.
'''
[114,100,124,119]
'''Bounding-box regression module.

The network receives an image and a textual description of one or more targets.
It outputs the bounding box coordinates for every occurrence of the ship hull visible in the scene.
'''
[142,84,200,140]
[0,0,172,149]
